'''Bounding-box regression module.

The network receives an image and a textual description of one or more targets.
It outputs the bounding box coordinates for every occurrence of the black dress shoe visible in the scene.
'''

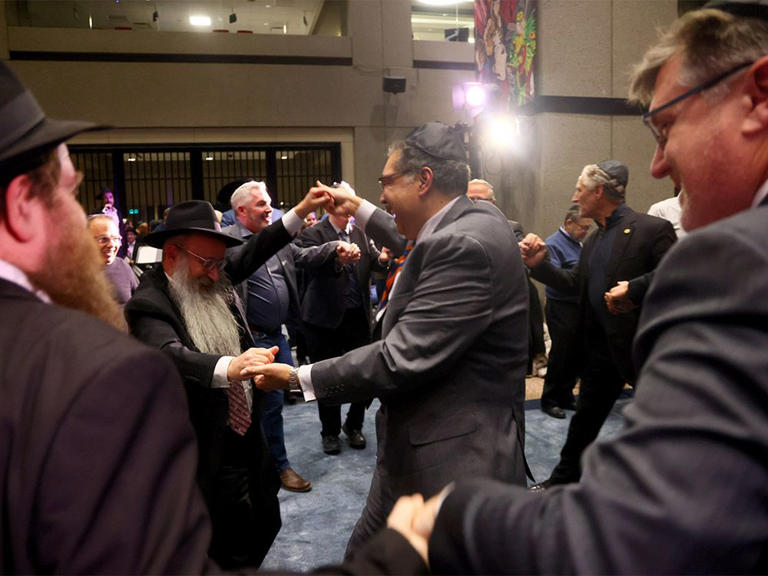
[542,404,566,419]
[322,435,341,455]
[529,480,551,492]
[342,423,366,449]
[563,398,578,410]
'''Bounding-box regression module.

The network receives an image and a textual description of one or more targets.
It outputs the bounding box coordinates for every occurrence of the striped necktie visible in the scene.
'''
[227,381,251,435]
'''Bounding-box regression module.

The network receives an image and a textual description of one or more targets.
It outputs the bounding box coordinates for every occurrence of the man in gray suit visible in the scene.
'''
[374,3,768,573]
[247,122,530,555]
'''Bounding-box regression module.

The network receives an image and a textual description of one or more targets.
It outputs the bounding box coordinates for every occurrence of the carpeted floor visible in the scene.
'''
[261,384,631,572]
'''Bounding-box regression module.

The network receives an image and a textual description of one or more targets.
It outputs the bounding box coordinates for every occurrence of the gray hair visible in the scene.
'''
[230,180,267,211]
[629,9,768,105]
[468,178,496,202]
[580,165,626,204]
[564,204,581,224]
[388,141,469,197]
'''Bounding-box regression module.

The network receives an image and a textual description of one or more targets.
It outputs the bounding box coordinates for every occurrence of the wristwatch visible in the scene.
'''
[288,367,300,391]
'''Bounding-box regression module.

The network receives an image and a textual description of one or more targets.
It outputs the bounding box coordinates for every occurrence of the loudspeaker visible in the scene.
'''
[382,76,406,94]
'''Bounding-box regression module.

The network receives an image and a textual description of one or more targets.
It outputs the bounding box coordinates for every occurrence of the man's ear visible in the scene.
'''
[742,55,768,136]
[417,167,433,197]
[2,174,43,242]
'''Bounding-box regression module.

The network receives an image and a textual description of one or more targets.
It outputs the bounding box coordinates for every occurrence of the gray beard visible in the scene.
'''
[168,265,241,357]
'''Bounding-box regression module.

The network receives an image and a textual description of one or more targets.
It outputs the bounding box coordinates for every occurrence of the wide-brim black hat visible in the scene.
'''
[0,62,105,166]
[143,200,244,248]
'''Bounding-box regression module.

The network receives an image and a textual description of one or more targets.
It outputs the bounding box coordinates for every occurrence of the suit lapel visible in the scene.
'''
[605,208,636,287]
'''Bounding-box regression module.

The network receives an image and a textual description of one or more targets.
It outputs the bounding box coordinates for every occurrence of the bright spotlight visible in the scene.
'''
[189,15,211,26]
[485,114,520,151]
[465,84,487,108]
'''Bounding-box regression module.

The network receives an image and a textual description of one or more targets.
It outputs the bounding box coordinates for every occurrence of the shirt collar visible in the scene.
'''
[559,226,582,245]
[751,179,768,208]
[0,259,51,303]
[598,203,629,230]
[416,195,461,244]
[329,220,349,236]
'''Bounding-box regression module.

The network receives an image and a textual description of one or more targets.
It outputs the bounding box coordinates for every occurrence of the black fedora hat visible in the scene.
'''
[143,200,243,248]
[0,62,105,166]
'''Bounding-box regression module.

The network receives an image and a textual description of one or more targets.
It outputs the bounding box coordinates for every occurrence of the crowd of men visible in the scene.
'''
[2,0,768,572]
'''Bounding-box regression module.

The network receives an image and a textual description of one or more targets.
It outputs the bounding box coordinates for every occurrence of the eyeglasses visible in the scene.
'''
[377,170,411,189]
[174,245,227,272]
[95,235,121,246]
[642,60,753,147]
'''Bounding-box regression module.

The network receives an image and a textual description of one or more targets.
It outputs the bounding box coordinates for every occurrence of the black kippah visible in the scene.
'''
[405,122,468,163]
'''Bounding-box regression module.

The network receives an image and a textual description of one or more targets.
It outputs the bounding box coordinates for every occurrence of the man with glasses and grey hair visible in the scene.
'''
[125,191,329,569]
[519,160,675,489]
[368,2,768,573]
[247,122,530,556]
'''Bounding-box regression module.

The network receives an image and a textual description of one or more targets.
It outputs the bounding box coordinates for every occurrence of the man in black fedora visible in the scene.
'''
[125,191,330,569]
[0,63,215,572]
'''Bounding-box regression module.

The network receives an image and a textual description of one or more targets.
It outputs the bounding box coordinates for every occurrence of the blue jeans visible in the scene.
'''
[252,331,293,472]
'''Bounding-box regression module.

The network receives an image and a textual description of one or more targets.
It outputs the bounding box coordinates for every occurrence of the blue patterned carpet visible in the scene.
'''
[261,393,631,572]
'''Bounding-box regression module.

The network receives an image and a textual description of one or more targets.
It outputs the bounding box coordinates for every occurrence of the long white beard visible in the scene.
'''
[168,265,241,357]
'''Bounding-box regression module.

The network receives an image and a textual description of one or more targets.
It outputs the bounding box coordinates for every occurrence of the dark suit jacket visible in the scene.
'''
[222,223,339,332]
[429,204,768,574]
[311,196,530,499]
[0,279,212,574]
[530,206,675,382]
[298,218,385,330]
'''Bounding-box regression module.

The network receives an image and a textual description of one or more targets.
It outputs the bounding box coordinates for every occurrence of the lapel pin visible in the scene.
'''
[624,228,631,234]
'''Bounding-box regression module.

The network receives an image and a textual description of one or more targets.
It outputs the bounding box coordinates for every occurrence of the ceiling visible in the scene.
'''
[9,0,474,40]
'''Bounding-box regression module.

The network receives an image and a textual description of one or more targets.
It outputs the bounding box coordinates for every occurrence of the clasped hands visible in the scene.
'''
[384,487,451,565]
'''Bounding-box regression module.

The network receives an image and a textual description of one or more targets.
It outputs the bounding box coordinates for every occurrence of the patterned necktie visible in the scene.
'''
[378,242,413,311]
[227,381,251,435]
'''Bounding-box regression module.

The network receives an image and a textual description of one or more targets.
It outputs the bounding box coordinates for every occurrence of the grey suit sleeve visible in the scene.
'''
[430,224,768,574]
[365,207,409,256]
[312,232,497,403]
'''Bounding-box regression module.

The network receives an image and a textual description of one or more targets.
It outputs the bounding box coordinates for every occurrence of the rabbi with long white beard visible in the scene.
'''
[125,192,330,570]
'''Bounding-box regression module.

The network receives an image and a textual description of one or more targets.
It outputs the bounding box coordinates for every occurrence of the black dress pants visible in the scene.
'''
[304,306,371,437]
[208,427,281,569]
[541,299,580,409]
[548,329,625,485]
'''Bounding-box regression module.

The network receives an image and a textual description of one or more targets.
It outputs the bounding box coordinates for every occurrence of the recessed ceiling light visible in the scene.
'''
[189,15,211,26]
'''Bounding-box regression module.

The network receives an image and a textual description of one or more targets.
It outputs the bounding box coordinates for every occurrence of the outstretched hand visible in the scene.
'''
[519,233,547,268]
[315,180,363,217]
[244,362,292,390]
[228,346,279,381]
[295,186,334,219]
[337,241,362,265]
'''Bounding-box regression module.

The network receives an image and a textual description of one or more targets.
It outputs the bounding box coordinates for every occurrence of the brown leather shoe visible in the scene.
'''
[280,468,312,493]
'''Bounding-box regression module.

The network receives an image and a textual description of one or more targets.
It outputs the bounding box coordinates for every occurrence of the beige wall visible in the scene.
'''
[2,0,679,223]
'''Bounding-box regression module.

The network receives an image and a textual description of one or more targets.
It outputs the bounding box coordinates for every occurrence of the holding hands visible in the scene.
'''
[337,241,361,265]
[385,487,451,565]
[228,346,279,381]
[519,233,548,268]
[310,180,363,218]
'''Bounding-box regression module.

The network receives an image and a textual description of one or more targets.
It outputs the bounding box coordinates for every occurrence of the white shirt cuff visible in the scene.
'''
[213,356,233,388]
[282,209,303,236]
[298,364,317,402]
[354,199,377,231]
